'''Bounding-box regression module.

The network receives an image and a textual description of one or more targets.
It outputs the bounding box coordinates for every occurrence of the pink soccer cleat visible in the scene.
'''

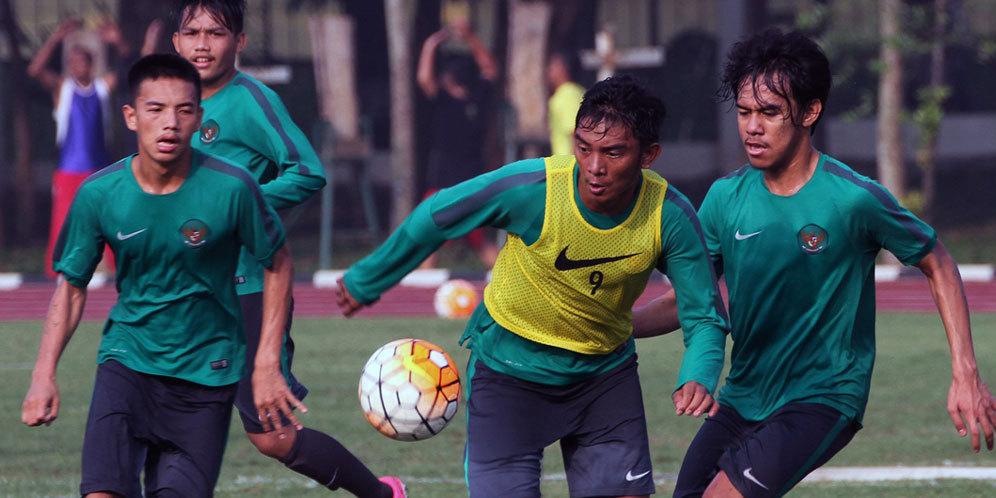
[379,476,407,498]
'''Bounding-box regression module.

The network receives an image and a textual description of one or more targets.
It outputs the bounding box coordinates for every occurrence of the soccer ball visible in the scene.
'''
[358,338,461,441]
[433,279,479,319]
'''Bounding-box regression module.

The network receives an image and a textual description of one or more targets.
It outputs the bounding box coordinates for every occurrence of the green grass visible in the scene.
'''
[3,313,996,496]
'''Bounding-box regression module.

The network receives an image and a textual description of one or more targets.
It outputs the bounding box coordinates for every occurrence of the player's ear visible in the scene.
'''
[802,98,822,128]
[122,104,137,131]
[172,31,180,53]
[640,142,661,169]
[236,32,247,53]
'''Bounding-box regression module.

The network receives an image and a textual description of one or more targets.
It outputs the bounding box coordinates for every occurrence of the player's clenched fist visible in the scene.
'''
[22,379,60,427]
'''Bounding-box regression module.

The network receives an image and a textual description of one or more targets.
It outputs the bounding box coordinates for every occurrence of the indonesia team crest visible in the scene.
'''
[180,219,210,248]
[200,119,220,144]
[798,224,828,254]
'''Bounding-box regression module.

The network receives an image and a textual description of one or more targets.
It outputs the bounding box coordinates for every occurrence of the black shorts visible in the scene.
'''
[673,402,860,498]
[465,353,655,498]
[80,360,237,497]
[234,292,309,433]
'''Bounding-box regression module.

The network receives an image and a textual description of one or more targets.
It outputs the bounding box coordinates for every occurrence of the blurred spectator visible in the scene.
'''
[546,51,584,156]
[28,18,126,279]
[416,21,499,269]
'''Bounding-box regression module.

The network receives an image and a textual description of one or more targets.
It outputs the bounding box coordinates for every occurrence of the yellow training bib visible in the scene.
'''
[484,155,666,354]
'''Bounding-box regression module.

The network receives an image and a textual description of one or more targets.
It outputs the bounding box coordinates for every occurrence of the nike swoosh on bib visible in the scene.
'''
[554,246,641,271]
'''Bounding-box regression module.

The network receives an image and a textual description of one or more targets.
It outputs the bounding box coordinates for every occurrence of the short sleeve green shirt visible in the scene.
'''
[53,153,286,386]
[700,153,936,421]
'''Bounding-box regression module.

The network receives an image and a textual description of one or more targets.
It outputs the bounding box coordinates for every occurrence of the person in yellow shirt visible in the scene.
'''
[547,51,586,155]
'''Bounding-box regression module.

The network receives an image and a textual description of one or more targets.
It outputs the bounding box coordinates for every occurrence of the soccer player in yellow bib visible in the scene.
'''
[337,75,729,497]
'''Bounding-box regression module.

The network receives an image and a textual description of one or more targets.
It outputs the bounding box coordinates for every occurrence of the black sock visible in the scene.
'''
[279,427,391,497]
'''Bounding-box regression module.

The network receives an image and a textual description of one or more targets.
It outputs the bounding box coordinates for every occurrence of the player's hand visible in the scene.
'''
[335,277,372,317]
[54,18,81,39]
[947,374,996,452]
[22,378,60,427]
[252,367,308,434]
[672,381,718,418]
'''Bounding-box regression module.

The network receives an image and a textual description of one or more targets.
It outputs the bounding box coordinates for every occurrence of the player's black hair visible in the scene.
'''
[173,0,246,35]
[719,28,831,135]
[128,54,203,104]
[575,74,666,149]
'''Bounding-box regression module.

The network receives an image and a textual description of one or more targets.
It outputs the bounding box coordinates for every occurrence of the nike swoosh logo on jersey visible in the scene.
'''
[625,470,651,481]
[743,468,769,490]
[117,228,148,240]
[734,229,762,240]
[554,246,641,271]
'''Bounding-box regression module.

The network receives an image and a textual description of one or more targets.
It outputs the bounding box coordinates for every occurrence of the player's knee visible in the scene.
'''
[247,427,296,459]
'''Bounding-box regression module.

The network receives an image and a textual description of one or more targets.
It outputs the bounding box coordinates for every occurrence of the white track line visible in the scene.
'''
[221,467,996,490]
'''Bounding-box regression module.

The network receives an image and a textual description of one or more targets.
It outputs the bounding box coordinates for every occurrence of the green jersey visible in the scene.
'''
[52,152,286,386]
[699,153,936,422]
[192,72,326,295]
[344,157,728,390]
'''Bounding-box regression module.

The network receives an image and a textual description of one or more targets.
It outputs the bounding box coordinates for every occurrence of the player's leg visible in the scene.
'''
[558,354,655,498]
[79,360,151,498]
[142,375,237,497]
[235,292,399,497]
[708,403,859,498]
[673,404,755,497]
[464,356,565,497]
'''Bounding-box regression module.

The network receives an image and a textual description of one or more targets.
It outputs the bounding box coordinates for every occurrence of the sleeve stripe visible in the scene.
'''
[52,159,127,263]
[823,161,933,246]
[233,77,305,175]
[431,170,546,227]
[664,188,730,323]
[200,154,283,247]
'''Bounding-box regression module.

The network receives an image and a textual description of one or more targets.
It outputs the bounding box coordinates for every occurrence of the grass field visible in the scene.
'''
[3,313,996,497]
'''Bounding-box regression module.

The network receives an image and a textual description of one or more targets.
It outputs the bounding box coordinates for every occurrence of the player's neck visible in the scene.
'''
[131,151,193,195]
[762,143,820,197]
[201,68,239,100]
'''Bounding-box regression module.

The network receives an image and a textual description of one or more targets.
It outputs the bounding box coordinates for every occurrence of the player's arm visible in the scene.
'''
[338,159,547,316]
[915,241,996,452]
[28,19,78,93]
[252,244,308,432]
[453,22,498,81]
[22,277,87,427]
[243,83,327,209]
[651,189,729,418]
[416,28,449,98]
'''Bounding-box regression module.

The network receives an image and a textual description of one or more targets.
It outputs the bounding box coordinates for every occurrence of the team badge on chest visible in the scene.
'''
[180,219,210,248]
[200,119,220,144]
[798,224,828,254]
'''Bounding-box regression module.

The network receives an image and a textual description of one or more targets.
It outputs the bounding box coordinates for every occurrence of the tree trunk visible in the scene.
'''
[507,0,552,157]
[877,0,905,200]
[920,0,948,223]
[0,0,31,247]
[384,0,417,229]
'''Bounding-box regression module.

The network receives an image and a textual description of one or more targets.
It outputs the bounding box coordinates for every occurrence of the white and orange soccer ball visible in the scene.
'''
[433,279,479,319]
[358,338,461,441]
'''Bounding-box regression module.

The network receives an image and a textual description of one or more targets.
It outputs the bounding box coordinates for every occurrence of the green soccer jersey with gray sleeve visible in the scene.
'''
[699,153,937,422]
[192,72,326,295]
[52,152,286,386]
[343,157,729,391]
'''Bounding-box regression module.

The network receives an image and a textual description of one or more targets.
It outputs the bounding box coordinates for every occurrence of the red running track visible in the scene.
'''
[0,280,994,321]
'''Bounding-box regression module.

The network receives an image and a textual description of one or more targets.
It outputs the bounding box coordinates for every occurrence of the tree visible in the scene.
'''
[877,0,906,201]
[0,0,32,247]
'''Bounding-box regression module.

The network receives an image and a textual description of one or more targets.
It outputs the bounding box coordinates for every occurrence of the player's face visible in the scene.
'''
[574,120,660,215]
[173,7,245,92]
[123,77,203,168]
[736,75,820,171]
[67,49,93,83]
